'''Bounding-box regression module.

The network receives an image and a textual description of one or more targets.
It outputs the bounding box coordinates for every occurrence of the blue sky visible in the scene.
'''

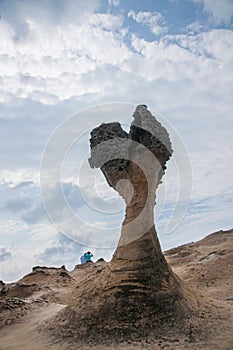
[0,0,232,282]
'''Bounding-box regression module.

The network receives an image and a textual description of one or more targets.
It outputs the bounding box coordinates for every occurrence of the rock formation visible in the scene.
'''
[45,105,199,345]
[79,105,196,342]
[89,105,172,260]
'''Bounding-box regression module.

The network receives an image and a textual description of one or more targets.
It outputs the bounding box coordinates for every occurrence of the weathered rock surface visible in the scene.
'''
[89,105,173,249]
[48,105,198,344]
[89,106,174,267]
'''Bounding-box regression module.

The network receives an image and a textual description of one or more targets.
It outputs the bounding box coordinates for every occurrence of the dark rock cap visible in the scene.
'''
[88,105,172,171]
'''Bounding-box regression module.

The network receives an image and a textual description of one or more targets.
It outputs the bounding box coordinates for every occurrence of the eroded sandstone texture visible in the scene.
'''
[38,105,197,348]
[48,106,198,345]
[82,105,197,342]
[89,105,172,259]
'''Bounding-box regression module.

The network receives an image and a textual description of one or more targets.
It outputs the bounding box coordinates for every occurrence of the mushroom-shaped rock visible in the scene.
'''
[89,105,173,256]
[48,106,198,345]
[83,106,196,340]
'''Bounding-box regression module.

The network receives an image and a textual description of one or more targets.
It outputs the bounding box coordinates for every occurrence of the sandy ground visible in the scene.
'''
[0,303,66,350]
[0,229,232,350]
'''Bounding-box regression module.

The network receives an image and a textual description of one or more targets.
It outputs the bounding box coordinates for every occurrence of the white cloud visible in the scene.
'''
[0,0,99,32]
[108,0,120,7]
[128,10,167,35]
[194,0,233,24]
[0,11,130,104]
[173,29,233,62]
[0,170,39,186]
[0,246,11,261]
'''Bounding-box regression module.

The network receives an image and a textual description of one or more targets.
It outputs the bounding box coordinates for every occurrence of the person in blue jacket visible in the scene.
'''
[84,251,93,262]
[80,253,86,264]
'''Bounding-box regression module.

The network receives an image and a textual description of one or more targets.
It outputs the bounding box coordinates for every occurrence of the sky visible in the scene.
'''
[0,0,232,282]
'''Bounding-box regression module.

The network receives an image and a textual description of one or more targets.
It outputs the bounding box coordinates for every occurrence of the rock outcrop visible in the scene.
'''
[89,105,172,256]
[1,229,233,349]
[78,105,196,343]
[46,105,199,345]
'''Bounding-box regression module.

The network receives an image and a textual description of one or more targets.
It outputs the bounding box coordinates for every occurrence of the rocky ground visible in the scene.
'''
[0,228,232,350]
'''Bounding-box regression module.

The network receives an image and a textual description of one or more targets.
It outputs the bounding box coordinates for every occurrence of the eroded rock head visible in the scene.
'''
[89,105,172,171]
[88,104,173,256]
[89,105,172,198]
[130,104,172,168]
